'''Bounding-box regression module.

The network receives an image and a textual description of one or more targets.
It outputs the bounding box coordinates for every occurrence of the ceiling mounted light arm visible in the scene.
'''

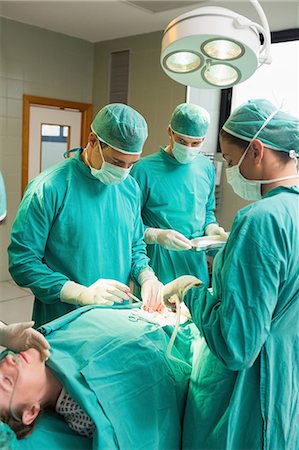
[160,0,272,89]
[234,0,271,65]
[249,0,272,64]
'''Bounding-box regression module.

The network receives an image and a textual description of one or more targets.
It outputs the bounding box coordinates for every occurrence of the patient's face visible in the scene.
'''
[0,348,47,417]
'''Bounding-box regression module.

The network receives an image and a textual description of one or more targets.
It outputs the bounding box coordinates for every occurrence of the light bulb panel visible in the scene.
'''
[161,6,261,89]
[164,50,203,73]
[201,38,245,61]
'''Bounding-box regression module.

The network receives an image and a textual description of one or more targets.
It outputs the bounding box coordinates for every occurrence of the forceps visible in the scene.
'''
[127,292,142,304]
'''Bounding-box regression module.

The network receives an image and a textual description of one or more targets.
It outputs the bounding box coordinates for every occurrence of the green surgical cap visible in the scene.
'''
[91,103,148,154]
[0,422,17,450]
[223,99,299,153]
[170,103,210,139]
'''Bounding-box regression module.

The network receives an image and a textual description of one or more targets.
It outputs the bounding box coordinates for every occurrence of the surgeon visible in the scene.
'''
[0,170,7,223]
[132,103,227,289]
[8,103,164,327]
[0,305,196,449]
[163,99,299,450]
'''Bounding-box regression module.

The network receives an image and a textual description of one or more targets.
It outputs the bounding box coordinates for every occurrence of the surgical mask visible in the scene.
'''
[226,156,299,201]
[91,163,131,185]
[172,141,202,164]
[226,107,299,201]
[86,142,131,185]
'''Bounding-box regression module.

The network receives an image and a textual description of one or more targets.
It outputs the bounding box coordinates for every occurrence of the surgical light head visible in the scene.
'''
[91,103,148,155]
[223,99,299,154]
[170,103,210,139]
[161,2,272,89]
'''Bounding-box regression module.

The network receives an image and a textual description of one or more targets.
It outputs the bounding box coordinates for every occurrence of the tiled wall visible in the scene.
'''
[0,280,34,323]
[93,31,186,157]
[0,17,94,281]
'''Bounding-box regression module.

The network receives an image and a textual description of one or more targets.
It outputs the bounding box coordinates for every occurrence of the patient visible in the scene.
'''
[0,304,198,449]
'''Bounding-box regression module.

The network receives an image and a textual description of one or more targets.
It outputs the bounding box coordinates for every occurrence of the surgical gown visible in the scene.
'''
[131,148,218,285]
[183,186,299,450]
[18,305,198,450]
[0,170,6,221]
[8,149,150,327]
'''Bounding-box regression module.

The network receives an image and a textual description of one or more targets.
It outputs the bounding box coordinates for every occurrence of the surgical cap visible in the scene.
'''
[0,422,17,450]
[91,103,148,154]
[223,99,299,153]
[170,103,210,139]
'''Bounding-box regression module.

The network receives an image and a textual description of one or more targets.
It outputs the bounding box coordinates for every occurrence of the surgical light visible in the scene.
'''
[203,62,240,87]
[161,0,271,89]
[165,51,202,73]
[202,39,244,60]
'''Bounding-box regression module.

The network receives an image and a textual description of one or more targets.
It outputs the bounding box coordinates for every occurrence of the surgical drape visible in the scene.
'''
[19,305,198,450]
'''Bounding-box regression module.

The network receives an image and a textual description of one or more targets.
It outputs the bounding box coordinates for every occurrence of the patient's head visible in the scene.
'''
[0,349,61,439]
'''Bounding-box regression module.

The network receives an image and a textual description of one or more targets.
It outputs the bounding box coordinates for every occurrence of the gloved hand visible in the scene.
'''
[0,321,50,361]
[162,275,202,308]
[144,227,192,251]
[60,279,131,306]
[138,268,164,312]
[205,223,228,239]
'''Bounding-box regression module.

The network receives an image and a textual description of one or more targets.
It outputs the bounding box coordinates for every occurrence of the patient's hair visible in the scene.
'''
[0,410,39,440]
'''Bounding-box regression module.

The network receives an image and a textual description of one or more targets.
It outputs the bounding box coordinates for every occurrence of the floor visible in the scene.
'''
[0,279,34,324]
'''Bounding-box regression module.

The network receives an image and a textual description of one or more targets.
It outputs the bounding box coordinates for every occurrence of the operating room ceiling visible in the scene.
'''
[0,1,298,43]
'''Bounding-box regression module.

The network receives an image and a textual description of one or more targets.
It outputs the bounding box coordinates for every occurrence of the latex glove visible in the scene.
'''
[138,268,164,312]
[205,223,228,239]
[0,321,50,361]
[144,227,192,251]
[60,279,130,306]
[162,275,202,308]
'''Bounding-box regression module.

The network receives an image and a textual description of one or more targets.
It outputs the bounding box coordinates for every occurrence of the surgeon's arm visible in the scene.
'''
[204,162,218,229]
[184,223,280,370]
[130,188,152,284]
[204,164,227,237]
[8,185,69,304]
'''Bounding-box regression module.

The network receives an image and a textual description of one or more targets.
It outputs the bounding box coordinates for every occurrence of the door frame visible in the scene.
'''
[22,95,93,194]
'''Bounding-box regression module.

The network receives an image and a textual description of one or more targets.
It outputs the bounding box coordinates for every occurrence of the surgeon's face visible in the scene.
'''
[169,129,204,148]
[220,137,243,165]
[102,145,140,169]
[0,349,47,423]
[220,135,257,180]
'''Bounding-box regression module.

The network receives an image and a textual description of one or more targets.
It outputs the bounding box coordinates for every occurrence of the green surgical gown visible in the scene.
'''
[183,186,299,449]
[8,149,149,327]
[0,170,7,221]
[131,148,218,285]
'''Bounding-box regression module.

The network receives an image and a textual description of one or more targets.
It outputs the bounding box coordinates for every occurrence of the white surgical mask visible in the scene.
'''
[172,141,202,164]
[91,162,131,185]
[86,142,131,185]
[226,156,299,201]
[226,107,299,200]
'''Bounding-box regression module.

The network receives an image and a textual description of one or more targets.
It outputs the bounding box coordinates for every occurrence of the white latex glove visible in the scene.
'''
[138,268,164,312]
[205,223,228,239]
[144,227,192,251]
[162,275,202,308]
[0,321,50,361]
[60,279,131,306]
